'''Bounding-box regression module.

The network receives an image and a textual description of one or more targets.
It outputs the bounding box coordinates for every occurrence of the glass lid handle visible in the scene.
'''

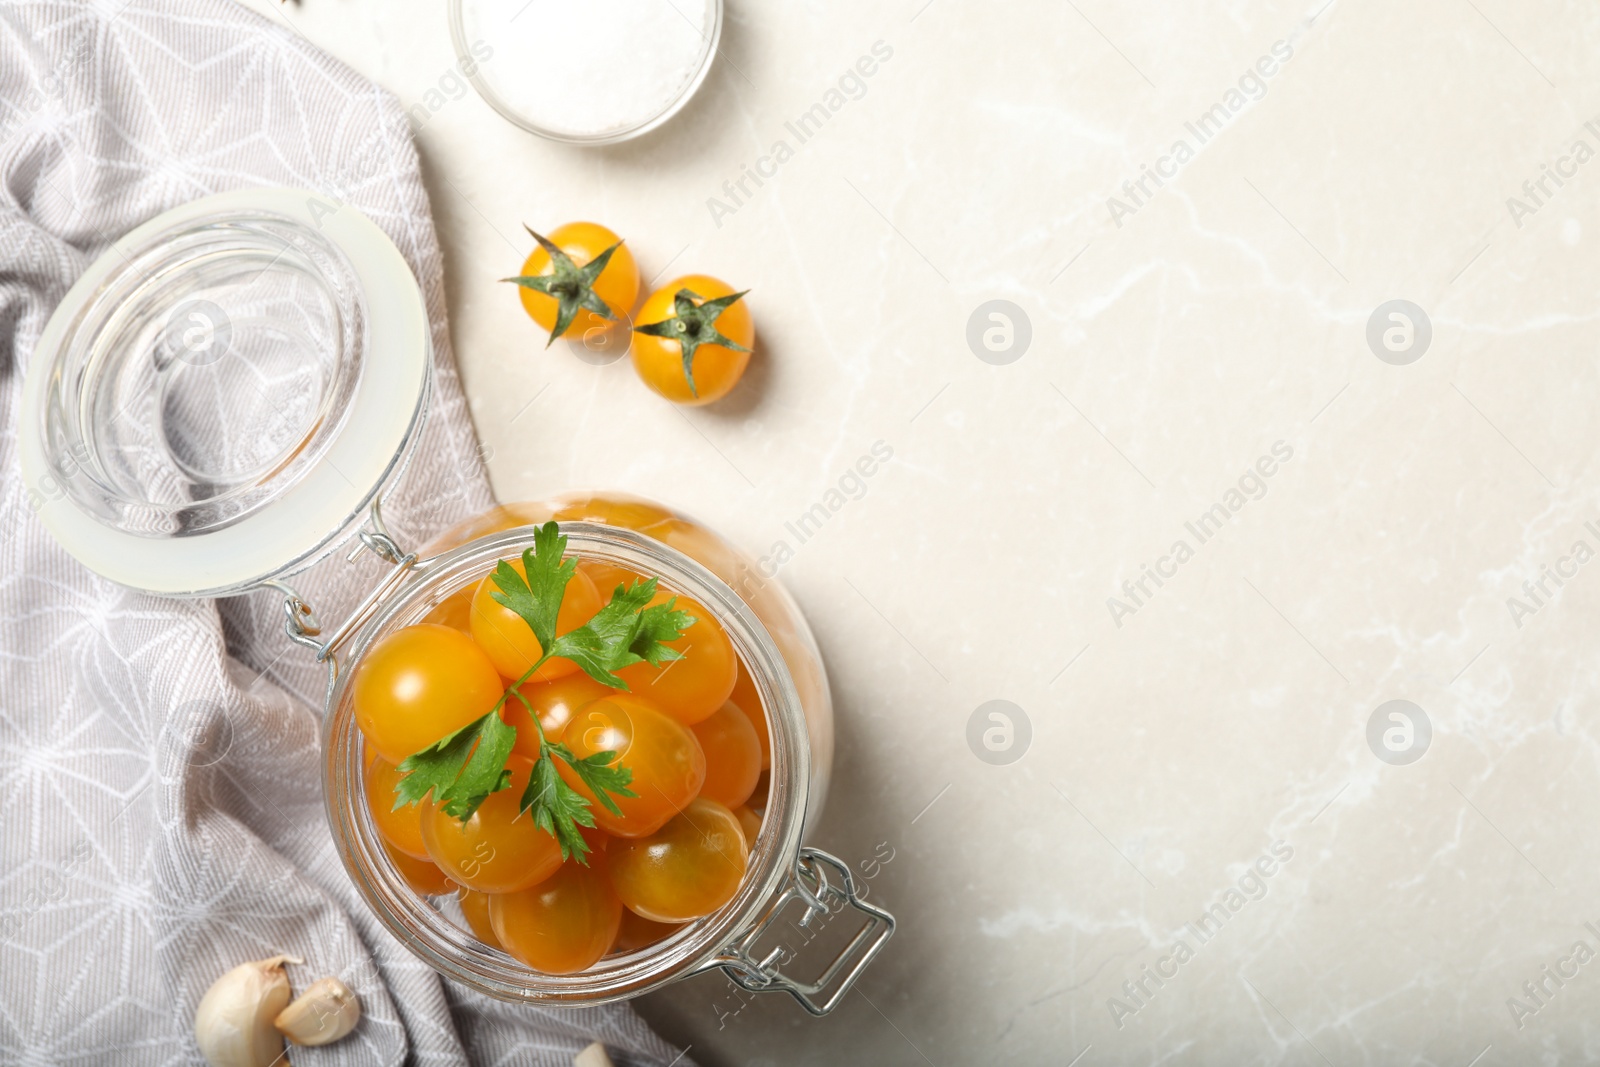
[701,847,896,1016]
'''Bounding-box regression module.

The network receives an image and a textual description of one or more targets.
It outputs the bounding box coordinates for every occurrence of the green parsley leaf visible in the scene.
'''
[546,577,696,687]
[487,522,576,654]
[550,741,637,818]
[394,710,517,820]
[520,755,597,862]
[632,596,697,666]
[391,520,698,863]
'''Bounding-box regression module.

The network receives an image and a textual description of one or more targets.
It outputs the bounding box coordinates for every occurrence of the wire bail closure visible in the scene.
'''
[703,846,895,1016]
[347,500,407,566]
[261,582,323,654]
[264,500,419,675]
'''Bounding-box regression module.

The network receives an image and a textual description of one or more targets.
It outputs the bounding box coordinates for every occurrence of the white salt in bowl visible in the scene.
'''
[449,0,721,145]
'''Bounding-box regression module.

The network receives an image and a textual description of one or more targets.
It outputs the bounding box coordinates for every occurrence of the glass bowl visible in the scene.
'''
[448,0,722,145]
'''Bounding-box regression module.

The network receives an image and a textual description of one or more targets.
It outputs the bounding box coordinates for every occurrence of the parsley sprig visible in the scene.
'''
[393,521,694,863]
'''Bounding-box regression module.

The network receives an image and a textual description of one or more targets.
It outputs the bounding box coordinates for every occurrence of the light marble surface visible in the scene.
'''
[235,0,1600,1062]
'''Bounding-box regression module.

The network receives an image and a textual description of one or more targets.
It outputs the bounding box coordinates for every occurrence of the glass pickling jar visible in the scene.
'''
[19,188,893,1013]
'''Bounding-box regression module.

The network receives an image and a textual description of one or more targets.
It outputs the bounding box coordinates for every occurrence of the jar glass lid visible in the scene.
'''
[18,188,431,597]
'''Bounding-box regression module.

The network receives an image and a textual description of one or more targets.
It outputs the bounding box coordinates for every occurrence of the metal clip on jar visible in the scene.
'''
[19,189,893,1014]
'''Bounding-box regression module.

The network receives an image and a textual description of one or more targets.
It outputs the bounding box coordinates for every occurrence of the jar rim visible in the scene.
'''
[322,520,811,1003]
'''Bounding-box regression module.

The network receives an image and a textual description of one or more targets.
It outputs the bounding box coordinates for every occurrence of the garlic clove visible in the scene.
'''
[194,954,302,1067]
[574,1043,617,1067]
[274,976,361,1047]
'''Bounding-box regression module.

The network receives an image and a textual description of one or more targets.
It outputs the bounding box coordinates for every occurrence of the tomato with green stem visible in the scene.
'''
[632,275,752,405]
[505,223,639,346]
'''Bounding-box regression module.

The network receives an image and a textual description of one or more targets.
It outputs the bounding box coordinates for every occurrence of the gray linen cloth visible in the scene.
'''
[0,1,692,1063]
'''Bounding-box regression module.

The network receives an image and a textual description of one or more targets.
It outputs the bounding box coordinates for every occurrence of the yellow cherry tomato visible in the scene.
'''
[365,756,429,859]
[632,275,753,406]
[383,840,454,896]
[612,908,683,954]
[514,222,639,343]
[470,559,602,682]
[691,701,762,809]
[609,797,749,923]
[559,694,705,838]
[420,758,564,893]
[550,492,675,535]
[354,624,504,765]
[505,672,612,761]
[658,516,750,590]
[614,591,736,726]
[420,502,558,555]
[577,558,646,607]
[578,823,611,857]
[729,660,770,770]
[734,804,762,845]
[556,494,667,598]
[422,585,474,632]
[490,857,622,974]
[457,886,505,950]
